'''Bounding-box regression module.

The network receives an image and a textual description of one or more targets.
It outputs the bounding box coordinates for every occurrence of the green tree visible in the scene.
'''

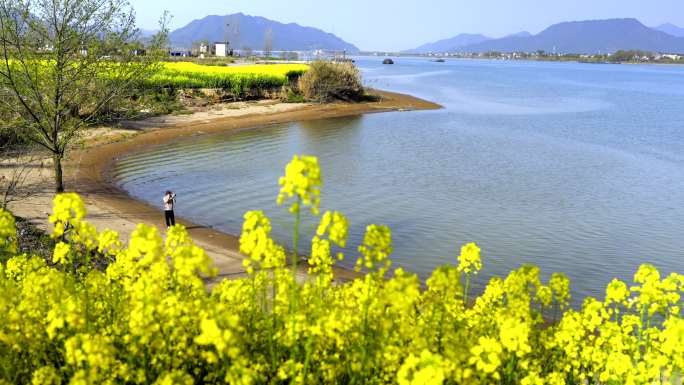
[0,0,168,192]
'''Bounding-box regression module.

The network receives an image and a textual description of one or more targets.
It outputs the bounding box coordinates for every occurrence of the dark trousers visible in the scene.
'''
[164,210,175,227]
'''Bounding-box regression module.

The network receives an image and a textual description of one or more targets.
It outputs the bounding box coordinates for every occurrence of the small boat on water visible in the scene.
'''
[433,58,445,62]
[383,58,394,64]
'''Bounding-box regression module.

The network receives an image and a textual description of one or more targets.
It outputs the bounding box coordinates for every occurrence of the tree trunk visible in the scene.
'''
[53,153,64,193]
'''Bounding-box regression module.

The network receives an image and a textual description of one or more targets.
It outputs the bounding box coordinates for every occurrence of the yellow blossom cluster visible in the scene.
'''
[309,211,349,285]
[457,242,481,274]
[239,210,287,274]
[277,155,322,215]
[0,155,682,384]
[0,209,18,257]
[356,224,393,273]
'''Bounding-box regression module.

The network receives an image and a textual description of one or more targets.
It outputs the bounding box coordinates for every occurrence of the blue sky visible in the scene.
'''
[128,0,684,51]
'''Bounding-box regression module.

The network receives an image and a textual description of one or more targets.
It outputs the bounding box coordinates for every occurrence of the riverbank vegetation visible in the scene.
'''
[0,155,681,384]
[298,61,365,102]
[0,0,169,193]
[149,61,370,104]
[0,1,366,195]
[144,62,309,102]
[0,56,368,192]
[150,62,308,90]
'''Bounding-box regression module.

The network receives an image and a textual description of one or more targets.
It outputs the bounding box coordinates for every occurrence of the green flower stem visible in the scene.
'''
[464,273,471,304]
[290,197,302,374]
[270,270,277,370]
[293,199,301,272]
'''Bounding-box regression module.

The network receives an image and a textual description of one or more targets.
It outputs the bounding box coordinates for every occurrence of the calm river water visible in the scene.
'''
[112,57,684,301]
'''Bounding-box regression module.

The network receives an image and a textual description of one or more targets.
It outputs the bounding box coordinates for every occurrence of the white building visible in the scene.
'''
[662,54,682,61]
[214,42,229,57]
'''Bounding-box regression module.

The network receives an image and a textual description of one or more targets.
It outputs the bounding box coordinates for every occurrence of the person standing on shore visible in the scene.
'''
[163,190,176,228]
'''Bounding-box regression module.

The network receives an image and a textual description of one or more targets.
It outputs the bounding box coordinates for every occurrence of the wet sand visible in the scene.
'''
[7,90,440,281]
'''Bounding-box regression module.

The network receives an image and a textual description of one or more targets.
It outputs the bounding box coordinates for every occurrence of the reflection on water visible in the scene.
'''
[113,57,684,304]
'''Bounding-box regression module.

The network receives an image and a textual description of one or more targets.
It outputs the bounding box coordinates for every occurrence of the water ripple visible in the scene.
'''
[113,58,684,305]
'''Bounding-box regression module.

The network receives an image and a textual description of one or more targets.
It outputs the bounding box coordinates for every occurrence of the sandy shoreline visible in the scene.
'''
[6,89,440,281]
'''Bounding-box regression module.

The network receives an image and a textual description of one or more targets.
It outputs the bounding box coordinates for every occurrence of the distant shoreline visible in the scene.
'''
[357,54,684,66]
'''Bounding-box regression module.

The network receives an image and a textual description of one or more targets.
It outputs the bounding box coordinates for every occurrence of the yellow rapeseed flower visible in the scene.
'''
[605,278,629,305]
[52,242,71,266]
[30,367,61,385]
[49,193,86,238]
[536,285,553,307]
[316,210,349,248]
[499,317,532,357]
[239,210,285,272]
[457,242,482,274]
[356,224,392,272]
[469,336,503,375]
[0,209,18,255]
[97,229,122,256]
[549,272,571,309]
[397,350,447,385]
[277,155,322,215]
[153,371,194,385]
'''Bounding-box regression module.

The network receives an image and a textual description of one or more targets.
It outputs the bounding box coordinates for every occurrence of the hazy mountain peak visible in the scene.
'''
[456,18,684,54]
[655,22,684,37]
[658,22,679,28]
[168,13,359,52]
[404,33,492,53]
[540,17,643,32]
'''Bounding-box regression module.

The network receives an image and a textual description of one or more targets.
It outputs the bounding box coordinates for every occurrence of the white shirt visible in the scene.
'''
[163,194,175,211]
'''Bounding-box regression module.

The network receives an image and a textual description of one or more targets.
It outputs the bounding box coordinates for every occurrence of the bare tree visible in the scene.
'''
[0,0,168,193]
[264,27,273,58]
[0,144,41,209]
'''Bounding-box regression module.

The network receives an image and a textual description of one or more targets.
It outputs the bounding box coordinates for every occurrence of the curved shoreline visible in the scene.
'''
[68,90,441,281]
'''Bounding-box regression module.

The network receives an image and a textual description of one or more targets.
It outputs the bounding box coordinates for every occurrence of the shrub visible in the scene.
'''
[0,155,682,384]
[283,89,306,103]
[298,61,364,102]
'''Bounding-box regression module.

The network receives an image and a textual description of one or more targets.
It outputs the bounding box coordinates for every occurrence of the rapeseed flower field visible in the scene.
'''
[3,60,308,98]
[0,155,682,384]
[146,63,309,95]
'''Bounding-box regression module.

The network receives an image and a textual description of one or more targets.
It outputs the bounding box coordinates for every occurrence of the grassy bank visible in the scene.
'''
[1,60,375,146]
[102,61,372,122]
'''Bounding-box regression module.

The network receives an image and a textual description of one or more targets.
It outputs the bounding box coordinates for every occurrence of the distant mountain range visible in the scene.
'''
[404,33,492,54]
[404,32,534,54]
[654,23,684,37]
[407,19,684,54]
[168,13,359,52]
[135,28,159,42]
